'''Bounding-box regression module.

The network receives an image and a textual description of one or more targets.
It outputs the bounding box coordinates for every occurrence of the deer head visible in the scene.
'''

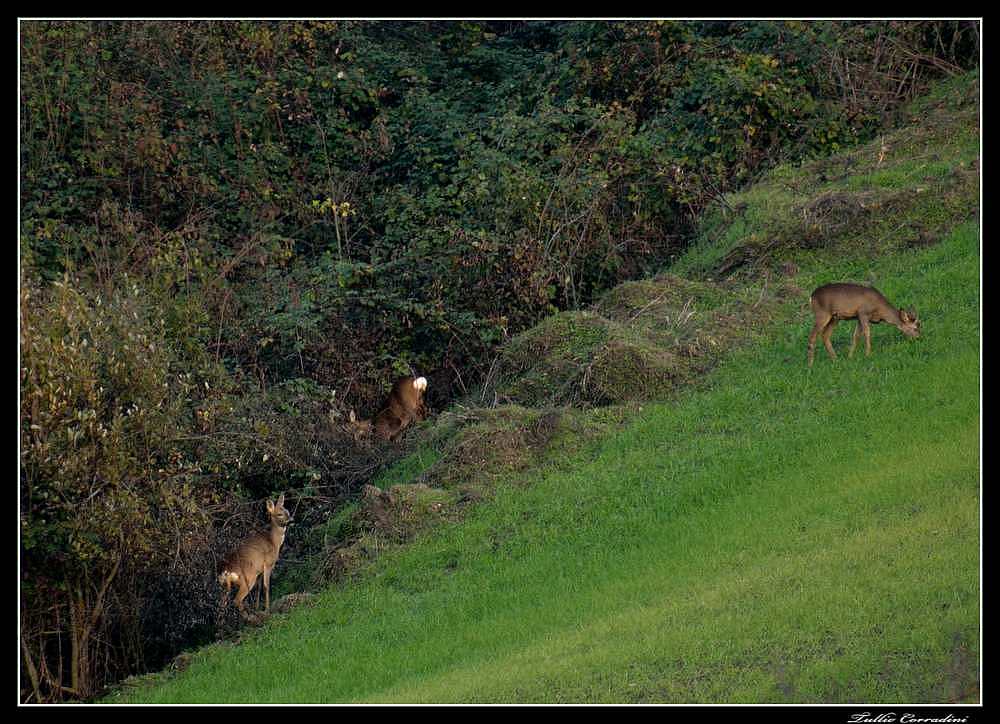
[267,493,292,528]
[347,409,373,441]
[897,308,921,338]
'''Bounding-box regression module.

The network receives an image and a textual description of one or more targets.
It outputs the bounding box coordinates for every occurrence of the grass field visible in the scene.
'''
[110,73,979,704]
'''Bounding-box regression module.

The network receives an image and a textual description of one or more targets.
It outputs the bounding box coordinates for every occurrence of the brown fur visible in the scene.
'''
[350,376,428,442]
[807,283,920,366]
[218,494,292,617]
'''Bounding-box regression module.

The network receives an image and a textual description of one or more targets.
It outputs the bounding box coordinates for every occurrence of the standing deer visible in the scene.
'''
[218,493,292,618]
[807,283,921,366]
[349,375,428,442]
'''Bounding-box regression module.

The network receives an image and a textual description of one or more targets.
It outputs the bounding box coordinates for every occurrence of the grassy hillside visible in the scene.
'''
[109,72,979,704]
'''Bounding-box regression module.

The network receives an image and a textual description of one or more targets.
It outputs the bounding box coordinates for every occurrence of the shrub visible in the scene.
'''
[19,274,221,700]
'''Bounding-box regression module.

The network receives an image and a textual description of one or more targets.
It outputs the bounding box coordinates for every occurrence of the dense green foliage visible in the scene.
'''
[20,19,977,702]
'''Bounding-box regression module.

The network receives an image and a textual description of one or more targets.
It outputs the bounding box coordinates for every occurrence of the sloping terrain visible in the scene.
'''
[109,71,979,704]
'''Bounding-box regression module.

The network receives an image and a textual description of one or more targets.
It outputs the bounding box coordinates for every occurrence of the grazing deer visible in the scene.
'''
[218,493,292,618]
[807,283,921,366]
[349,375,428,442]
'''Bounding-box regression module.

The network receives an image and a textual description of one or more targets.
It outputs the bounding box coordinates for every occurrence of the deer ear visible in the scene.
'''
[267,499,275,513]
[899,309,910,323]
[277,493,285,507]
[349,409,357,423]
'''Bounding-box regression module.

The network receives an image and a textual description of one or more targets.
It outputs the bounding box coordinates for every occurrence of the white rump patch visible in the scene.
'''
[413,377,428,391]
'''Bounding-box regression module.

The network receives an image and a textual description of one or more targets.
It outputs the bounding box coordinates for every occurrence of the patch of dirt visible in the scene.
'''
[314,537,373,587]
[270,592,316,615]
[799,190,884,247]
[354,482,454,542]
[903,228,939,248]
[169,652,193,672]
[945,630,979,703]
[425,407,562,487]
[584,338,683,404]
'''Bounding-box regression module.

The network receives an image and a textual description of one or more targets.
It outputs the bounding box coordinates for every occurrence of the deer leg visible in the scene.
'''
[395,417,409,439]
[250,573,265,611]
[376,415,401,441]
[386,418,404,441]
[860,314,872,356]
[263,567,272,611]
[808,313,831,367]
[233,577,252,618]
[251,573,262,611]
[849,323,862,358]
[822,319,839,360]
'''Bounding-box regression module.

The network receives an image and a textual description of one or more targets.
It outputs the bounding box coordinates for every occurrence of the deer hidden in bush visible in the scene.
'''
[218,493,292,617]
[349,375,428,442]
[807,283,921,367]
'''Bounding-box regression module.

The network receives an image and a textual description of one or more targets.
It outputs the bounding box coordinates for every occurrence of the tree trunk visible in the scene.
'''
[65,556,121,700]
[67,585,90,697]
[20,629,42,703]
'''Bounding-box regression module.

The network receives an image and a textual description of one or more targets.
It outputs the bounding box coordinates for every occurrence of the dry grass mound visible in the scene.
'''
[481,274,778,408]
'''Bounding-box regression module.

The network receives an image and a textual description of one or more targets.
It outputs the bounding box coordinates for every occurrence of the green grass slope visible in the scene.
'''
[110,73,980,704]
